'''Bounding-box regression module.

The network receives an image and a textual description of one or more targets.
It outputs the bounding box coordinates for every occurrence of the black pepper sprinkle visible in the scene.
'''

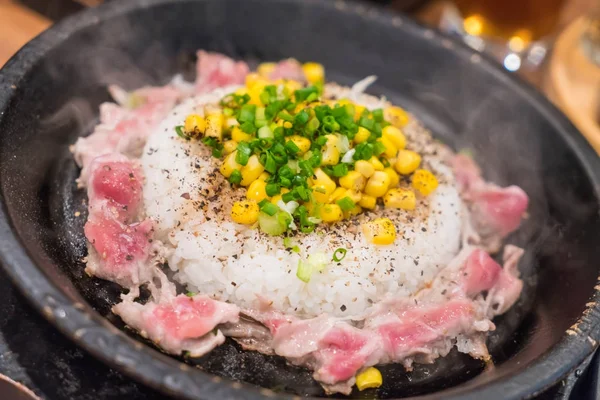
[340,305,347,312]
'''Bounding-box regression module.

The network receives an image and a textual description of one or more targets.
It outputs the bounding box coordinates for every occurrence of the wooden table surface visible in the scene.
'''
[0,0,50,67]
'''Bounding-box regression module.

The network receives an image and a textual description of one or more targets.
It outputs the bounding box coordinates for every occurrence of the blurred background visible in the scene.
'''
[0,0,598,151]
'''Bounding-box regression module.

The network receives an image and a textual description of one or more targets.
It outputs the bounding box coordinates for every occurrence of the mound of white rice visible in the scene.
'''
[141,85,464,318]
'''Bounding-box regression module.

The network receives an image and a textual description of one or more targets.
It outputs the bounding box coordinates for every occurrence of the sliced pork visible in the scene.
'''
[113,294,240,357]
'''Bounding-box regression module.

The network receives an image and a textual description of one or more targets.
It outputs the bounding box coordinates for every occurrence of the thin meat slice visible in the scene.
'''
[471,185,529,238]
[268,58,306,82]
[73,92,180,183]
[461,248,503,297]
[375,300,477,362]
[312,324,379,387]
[452,154,529,249]
[113,294,240,357]
[87,155,144,222]
[489,245,524,314]
[195,50,249,93]
[84,215,154,287]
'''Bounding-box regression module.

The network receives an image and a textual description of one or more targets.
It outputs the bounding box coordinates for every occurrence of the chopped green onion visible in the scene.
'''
[294,86,319,102]
[265,183,281,197]
[306,117,320,134]
[260,202,279,216]
[381,157,391,168]
[240,121,257,134]
[258,211,290,236]
[332,248,347,262]
[239,104,257,123]
[282,191,295,203]
[278,110,294,122]
[185,291,196,297]
[371,108,384,122]
[285,140,300,155]
[294,110,310,125]
[212,148,223,158]
[337,196,355,211]
[373,141,387,157]
[323,115,340,133]
[223,107,234,117]
[283,237,293,248]
[332,163,349,177]
[278,165,294,178]
[314,136,328,146]
[295,186,310,202]
[279,176,292,188]
[358,116,375,131]
[175,125,190,140]
[262,152,277,174]
[229,170,242,185]
[258,126,274,139]
[296,261,312,283]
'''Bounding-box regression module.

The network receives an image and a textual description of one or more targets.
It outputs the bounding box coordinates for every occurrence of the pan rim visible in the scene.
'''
[0,0,599,399]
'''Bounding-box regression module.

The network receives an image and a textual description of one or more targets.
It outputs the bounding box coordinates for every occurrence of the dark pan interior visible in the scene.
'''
[0,0,599,399]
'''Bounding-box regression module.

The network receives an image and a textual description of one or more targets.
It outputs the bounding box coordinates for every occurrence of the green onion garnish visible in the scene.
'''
[332,163,349,177]
[285,140,300,155]
[371,108,384,122]
[175,125,190,140]
[229,170,242,185]
[337,196,355,211]
[260,202,279,216]
[296,260,312,283]
[332,248,347,262]
[265,183,280,197]
[258,126,274,139]
[373,141,387,157]
[239,104,257,123]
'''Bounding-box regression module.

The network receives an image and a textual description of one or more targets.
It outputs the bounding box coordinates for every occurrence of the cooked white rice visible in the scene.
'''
[141,84,464,318]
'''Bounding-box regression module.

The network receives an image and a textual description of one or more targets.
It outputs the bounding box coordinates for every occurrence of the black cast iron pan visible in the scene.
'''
[0,0,599,399]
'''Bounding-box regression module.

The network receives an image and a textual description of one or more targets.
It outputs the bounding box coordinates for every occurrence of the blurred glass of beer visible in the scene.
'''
[454,0,567,50]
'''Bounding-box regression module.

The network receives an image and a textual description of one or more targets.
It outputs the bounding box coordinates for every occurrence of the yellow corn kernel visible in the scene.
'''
[248,84,266,105]
[412,169,439,196]
[257,62,276,78]
[310,168,337,203]
[354,127,371,144]
[356,367,383,391]
[245,73,264,89]
[358,194,377,210]
[231,200,259,225]
[283,121,293,129]
[354,104,366,121]
[220,151,242,178]
[240,155,265,186]
[184,114,206,136]
[368,156,384,171]
[231,126,252,143]
[302,62,325,84]
[343,205,363,219]
[362,218,396,245]
[321,135,341,166]
[280,79,303,96]
[205,114,224,140]
[339,171,367,192]
[395,150,421,175]
[383,167,400,188]
[223,140,238,155]
[329,187,347,203]
[270,188,289,205]
[246,180,268,202]
[320,204,343,223]
[286,135,311,154]
[258,172,270,181]
[355,160,375,178]
[384,188,416,210]
[385,106,410,128]
[364,171,392,198]
[382,125,407,151]
[378,136,398,159]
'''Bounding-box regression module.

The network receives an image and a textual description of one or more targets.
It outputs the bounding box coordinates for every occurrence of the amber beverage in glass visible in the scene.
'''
[453,0,568,46]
